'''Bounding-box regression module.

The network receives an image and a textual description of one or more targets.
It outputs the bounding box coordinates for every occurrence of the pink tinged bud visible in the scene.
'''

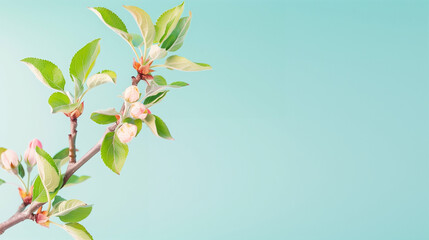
[117,123,138,144]
[123,86,140,103]
[130,102,149,120]
[1,149,19,170]
[24,138,42,166]
[36,207,50,228]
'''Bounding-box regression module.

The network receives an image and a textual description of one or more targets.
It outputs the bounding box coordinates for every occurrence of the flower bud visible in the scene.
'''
[149,45,167,60]
[1,149,19,171]
[35,207,50,228]
[123,86,140,103]
[117,123,138,144]
[130,102,149,120]
[24,139,42,167]
[19,186,33,205]
[65,102,84,119]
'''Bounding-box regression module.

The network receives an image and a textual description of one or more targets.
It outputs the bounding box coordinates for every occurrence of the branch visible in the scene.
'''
[68,117,78,163]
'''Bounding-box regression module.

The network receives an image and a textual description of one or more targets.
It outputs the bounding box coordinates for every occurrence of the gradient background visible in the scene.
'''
[0,0,428,239]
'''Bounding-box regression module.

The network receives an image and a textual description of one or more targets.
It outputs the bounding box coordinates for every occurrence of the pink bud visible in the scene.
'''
[24,138,42,167]
[130,102,149,120]
[1,149,19,170]
[123,86,140,103]
[117,123,138,144]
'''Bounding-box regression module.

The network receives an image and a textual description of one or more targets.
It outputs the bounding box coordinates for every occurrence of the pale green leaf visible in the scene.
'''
[86,72,116,90]
[21,58,65,90]
[159,55,212,71]
[51,102,81,114]
[161,13,192,51]
[53,148,69,160]
[131,33,143,47]
[153,75,167,86]
[63,175,90,188]
[0,178,5,186]
[101,132,129,174]
[91,108,119,125]
[52,195,66,207]
[169,81,189,88]
[144,114,173,140]
[32,175,62,203]
[48,92,71,113]
[61,223,93,240]
[124,6,155,49]
[49,199,92,223]
[154,2,184,43]
[35,147,60,192]
[89,7,132,43]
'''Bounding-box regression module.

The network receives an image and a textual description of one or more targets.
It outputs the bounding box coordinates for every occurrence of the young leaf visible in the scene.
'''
[48,92,71,113]
[154,2,185,43]
[69,39,101,92]
[169,81,189,88]
[89,7,132,43]
[123,6,155,49]
[63,175,90,188]
[50,102,81,114]
[101,132,129,174]
[32,176,62,202]
[153,75,167,86]
[161,13,192,51]
[18,163,25,178]
[159,55,212,71]
[91,108,119,125]
[144,114,174,140]
[123,118,143,136]
[86,71,116,90]
[61,223,93,240]
[35,147,60,192]
[0,178,5,186]
[21,58,65,90]
[131,33,143,47]
[49,199,92,223]
[53,148,69,160]
[144,91,168,108]
[52,195,67,207]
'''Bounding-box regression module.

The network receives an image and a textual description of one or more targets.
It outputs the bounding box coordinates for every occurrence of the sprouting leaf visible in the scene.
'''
[153,75,167,86]
[63,175,90,188]
[48,92,72,113]
[21,58,65,90]
[144,91,168,108]
[101,132,129,174]
[169,81,189,88]
[90,108,120,125]
[50,102,81,114]
[18,163,25,178]
[131,33,143,47]
[144,114,173,140]
[86,71,116,90]
[35,147,60,192]
[49,199,92,223]
[161,13,192,51]
[61,223,93,240]
[123,118,143,136]
[159,55,212,71]
[89,7,132,43]
[32,176,62,203]
[69,39,101,97]
[52,195,67,206]
[53,148,69,160]
[154,2,185,43]
[0,178,5,186]
[123,6,155,49]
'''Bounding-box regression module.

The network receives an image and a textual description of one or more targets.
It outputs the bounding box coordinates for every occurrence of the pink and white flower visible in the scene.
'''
[24,138,42,167]
[123,86,140,103]
[117,123,138,144]
[0,149,19,171]
[130,102,150,120]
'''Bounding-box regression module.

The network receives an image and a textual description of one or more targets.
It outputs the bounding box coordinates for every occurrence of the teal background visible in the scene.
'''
[0,0,428,239]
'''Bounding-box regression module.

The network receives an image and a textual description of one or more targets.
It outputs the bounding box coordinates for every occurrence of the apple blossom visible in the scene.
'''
[117,123,138,143]
[24,138,42,167]
[123,86,140,103]
[1,149,19,171]
[130,102,150,120]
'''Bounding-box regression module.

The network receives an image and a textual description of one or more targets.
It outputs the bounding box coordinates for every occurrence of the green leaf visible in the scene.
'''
[123,118,143,136]
[0,148,6,155]
[153,75,167,86]
[89,7,132,44]
[18,163,25,178]
[144,114,174,140]
[35,147,60,192]
[101,132,129,174]
[86,71,116,90]
[90,108,119,125]
[50,102,81,114]
[0,178,5,186]
[160,55,212,71]
[53,148,69,160]
[131,33,143,47]
[32,176,62,202]
[50,199,92,223]
[143,91,168,108]
[124,6,155,48]
[52,195,66,206]
[161,13,192,51]
[154,2,185,43]
[21,57,65,90]
[63,175,90,188]
[48,92,71,113]
[169,81,189,88]
[69,39,101,97]
[61,223,93,240]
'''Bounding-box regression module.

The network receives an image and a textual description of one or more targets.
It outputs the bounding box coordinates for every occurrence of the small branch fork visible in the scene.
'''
[0,75,143,235]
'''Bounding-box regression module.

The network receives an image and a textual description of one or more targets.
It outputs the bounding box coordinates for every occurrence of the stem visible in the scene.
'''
[16,175,27,192]
[26,172,31,191]
[68,118,78,164]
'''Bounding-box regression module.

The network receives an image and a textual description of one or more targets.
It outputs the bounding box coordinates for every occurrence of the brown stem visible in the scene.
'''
[68,118,78,164]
